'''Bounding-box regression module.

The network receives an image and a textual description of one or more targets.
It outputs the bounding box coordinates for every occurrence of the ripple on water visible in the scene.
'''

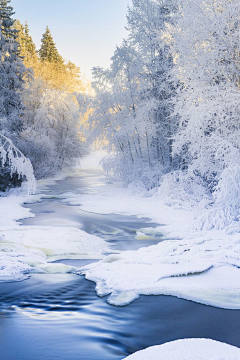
[1,173,239,360]
[0,273,240,360]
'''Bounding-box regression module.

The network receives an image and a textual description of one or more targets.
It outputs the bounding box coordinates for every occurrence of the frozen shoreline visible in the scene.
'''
[1,152,240,309]
[60,153,240,309]
[1,152,240,358]
[0,166,110,282]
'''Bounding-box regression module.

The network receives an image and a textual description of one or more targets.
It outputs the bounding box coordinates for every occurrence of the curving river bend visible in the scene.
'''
[0,169,240,360]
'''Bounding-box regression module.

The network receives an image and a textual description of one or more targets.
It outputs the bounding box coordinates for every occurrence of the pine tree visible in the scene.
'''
[39,26,63,64]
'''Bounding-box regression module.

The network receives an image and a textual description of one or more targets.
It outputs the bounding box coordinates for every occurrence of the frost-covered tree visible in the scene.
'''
[0,1,27,134]
[21,88,86,178]
[0,0,32,191]
[0,133,35,193]
[167,0,240,225]
[170,1,240,184]
[126,0,177,171]
[87,0,176,188]
[0,0,17,39]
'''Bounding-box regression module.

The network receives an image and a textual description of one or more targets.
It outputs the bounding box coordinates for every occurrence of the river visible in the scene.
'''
[0,168,240,360]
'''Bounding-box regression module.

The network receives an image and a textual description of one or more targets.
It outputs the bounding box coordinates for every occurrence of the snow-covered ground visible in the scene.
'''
[0,167,109,282]
[1,152,240,310]
[123,339,240,360]
[55,153,240,309]
[1,152,240,358]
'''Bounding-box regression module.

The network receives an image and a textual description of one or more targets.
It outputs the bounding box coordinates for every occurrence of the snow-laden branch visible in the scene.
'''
[0,133,36,194]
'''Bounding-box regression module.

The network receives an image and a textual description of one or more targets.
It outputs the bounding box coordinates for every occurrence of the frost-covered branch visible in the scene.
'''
[0,132,36,194]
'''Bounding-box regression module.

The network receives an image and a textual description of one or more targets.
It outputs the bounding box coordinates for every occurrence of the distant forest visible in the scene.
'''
[1,0,240,229]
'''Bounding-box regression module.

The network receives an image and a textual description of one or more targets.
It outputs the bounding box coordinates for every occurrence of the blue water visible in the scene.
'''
[0,169,239,360]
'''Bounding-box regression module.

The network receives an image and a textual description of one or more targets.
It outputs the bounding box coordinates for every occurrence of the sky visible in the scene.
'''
[11,0,131,80]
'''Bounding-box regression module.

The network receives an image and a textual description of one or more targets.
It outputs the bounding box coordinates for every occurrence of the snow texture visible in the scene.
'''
[0,133,36,194]
[68,153,240,309]
[123,339,240,360]
[0,176,109,282]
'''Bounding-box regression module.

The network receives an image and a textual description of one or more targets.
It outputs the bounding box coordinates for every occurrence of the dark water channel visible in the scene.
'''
[0,169,240,360]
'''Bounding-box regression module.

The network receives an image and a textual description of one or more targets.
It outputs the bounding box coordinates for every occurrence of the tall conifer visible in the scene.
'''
[0,0,29,189]
[15,20,37,66]
[0,0,17,39]
[39,26,63,64]
[0,0,26,134]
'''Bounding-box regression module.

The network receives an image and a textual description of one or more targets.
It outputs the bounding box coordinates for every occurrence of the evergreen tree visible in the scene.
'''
[15,20,38,67]
[0,1,26,134]
[39,26,63,64]
[0,0,18,40]
[24,22,36,56]
[36,26,83,91]
[0,0,28,190]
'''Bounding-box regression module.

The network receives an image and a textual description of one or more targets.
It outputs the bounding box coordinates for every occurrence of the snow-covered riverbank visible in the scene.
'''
[1,152,240,359]
[53,153,240,309]
[0,171,109,282]
[1,152,240,308]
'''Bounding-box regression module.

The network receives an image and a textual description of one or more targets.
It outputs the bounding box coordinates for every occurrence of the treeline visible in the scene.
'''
[15,21,84,92]
[82,0,240,227]
[0,0,87,192]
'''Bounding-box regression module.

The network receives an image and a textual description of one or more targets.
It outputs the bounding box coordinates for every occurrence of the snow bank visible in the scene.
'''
[0,191,39,227]
[0,226,109,282]
[0,177,109,282]
[69,153,240,309]
[123,339,240,360]
[81,235,240,308]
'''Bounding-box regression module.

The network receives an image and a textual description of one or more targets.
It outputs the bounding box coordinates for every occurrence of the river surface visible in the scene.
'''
[0,169,240,360]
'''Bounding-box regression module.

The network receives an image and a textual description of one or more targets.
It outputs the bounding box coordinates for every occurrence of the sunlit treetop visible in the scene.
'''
[39,26,63,64]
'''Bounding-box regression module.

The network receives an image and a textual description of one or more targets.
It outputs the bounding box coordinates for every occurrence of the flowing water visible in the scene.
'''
[0,169,240,360]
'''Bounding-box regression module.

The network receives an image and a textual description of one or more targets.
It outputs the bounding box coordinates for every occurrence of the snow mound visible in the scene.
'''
[0,194,36,227]
[0,226,109,282]
[81,234,240,308]
[124,339,240,360]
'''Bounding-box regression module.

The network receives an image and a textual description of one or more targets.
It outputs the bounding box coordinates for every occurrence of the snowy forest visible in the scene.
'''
[1,0,240,359]
[79,0,240,231]
[0,0,87,193]
[1,0,240,231]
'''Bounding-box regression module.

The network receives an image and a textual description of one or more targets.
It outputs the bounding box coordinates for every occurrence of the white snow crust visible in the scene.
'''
[123,339,240,360]
[69,153,240,309]
[2,152,240,311]
[0,178,109,282]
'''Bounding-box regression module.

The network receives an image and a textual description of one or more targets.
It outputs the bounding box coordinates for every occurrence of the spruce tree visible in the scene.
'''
[24,22,36,57]
[39,26,63,64]
[15,20,37,66]
[0,0,18,40]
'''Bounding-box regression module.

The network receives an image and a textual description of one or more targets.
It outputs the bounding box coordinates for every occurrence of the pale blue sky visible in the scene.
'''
[11,0,131,79]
